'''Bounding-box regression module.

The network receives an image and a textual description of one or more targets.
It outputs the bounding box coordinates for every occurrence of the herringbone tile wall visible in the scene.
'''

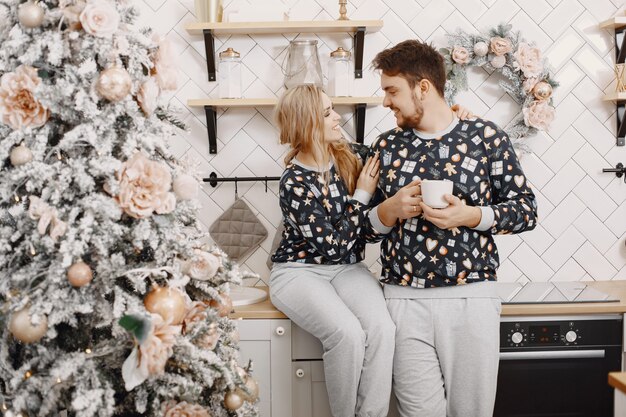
[137,0,626,286]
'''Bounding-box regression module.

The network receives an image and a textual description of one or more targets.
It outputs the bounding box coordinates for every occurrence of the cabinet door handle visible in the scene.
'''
[295,368,305,378]
[275,326,285,336]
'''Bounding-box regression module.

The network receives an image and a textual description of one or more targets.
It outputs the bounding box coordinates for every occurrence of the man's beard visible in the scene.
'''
[395,92,424,129]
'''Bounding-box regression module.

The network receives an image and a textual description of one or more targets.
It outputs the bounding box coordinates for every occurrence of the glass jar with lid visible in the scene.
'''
[218,47,242,98]
[327,47,352,97]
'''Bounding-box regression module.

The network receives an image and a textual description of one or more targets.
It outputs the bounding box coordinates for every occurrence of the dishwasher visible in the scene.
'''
[494,314,623,417]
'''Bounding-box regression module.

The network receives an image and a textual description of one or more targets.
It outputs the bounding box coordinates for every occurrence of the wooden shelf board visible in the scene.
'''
[188,97,383,107]
[599,16,626,29]
[184,20,383,35]
[603,91,626,102]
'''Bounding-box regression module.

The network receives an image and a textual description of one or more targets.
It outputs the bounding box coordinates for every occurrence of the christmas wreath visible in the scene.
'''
[439,24,558,144]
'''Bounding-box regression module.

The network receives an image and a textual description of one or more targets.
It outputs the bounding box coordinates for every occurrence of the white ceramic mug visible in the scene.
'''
[421,179,454,209]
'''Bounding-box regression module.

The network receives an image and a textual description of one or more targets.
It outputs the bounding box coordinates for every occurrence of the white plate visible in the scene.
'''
[230,286,268,306]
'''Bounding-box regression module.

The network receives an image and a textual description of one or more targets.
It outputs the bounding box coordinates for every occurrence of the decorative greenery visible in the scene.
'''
[440,23,559,145]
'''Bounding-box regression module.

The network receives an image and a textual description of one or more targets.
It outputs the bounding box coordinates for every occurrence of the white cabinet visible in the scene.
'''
[237,318,400,416]
[290,323,400,417]
[237,319,292,417]
[292,361,333,417]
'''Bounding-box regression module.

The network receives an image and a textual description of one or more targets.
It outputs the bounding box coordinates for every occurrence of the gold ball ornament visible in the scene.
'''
[9,307,47,343]
[10,144,33,166]
[96,67,132,102]
[243,376,259,401]
[144,286,186,324]
[532,81,552,100]
[18,1,44,28]
[224,390,244,411]
[67,261,93,287]
[209,293,233,317]
[236,366,247,380]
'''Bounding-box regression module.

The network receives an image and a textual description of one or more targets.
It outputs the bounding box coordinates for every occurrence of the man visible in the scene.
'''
[367,40,538,417]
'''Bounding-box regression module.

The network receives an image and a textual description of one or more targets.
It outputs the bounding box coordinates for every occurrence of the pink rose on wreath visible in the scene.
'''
[451,46,470,64]
[489,37,513,56]
[0,65,50,130]
[523,100,555,131]
[522,77,540,94]
[513,43,543,78]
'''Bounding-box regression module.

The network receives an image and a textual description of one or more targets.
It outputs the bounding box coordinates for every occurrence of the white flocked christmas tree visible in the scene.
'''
[0,0,259,415]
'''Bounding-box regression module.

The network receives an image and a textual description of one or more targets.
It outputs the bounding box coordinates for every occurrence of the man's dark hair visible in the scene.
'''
[372,40,446,97]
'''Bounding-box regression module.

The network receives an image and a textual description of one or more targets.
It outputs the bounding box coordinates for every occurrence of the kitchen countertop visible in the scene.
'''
[230,281,626,319]
[609,372,626,395]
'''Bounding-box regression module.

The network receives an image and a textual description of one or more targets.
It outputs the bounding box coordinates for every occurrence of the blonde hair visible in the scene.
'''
[275,85,362,194]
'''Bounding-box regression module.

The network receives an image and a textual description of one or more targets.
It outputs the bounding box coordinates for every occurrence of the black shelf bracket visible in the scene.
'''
[204,106,218,154]
[354,103,367,144]
[203,29,216,82]
[353,27,366,79]
[202,102,371,153]
[614,27,625,146]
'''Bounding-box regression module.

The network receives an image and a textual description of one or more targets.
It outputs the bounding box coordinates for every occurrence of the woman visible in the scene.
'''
[270,84,394,417]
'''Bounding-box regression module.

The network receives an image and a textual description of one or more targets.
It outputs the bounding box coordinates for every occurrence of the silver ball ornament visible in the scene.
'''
[10,144,33,166]
[490,55,506,69]
[473,41,488,57]
[18,1,44,28]
[67,261,93,287]
[532,81,552,100]
[224,390,244,410]
[96,67,132,102]
[9,307,47,343]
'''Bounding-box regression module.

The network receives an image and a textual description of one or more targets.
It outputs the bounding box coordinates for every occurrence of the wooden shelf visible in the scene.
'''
[599,16,626,146]
[599,16,626,30]
[188,97,383,107]
[602,92,626,102]
[192,96,384,154]
[184,20,383,35]
[185,20,383,82]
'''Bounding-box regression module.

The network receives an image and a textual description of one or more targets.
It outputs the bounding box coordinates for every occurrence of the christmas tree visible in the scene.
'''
[0,0,259,415]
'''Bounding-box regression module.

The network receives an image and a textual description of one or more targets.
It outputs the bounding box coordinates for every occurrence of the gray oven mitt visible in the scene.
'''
[209,198,268,261]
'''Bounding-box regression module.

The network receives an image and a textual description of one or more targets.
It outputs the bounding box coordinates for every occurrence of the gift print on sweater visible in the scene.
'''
[272,162,379,265]
[370,118,538,288]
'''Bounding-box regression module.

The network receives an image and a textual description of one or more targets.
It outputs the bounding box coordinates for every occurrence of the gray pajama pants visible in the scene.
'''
[385,283,501,417]
[269,262,395,417]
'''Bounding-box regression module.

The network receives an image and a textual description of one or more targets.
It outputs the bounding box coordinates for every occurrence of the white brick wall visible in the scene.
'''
[156,0,626,286]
